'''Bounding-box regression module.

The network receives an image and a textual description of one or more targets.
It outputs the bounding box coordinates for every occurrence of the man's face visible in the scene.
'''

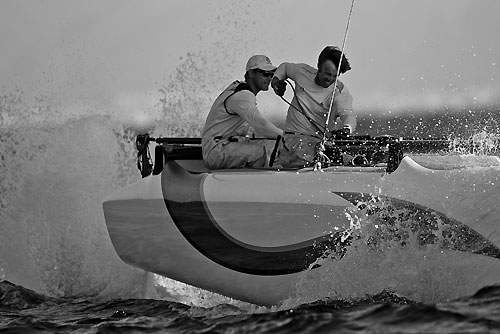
[252,69,274,91]
[315,60,338,88]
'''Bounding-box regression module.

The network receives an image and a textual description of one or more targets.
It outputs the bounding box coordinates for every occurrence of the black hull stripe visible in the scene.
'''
[162,161,346,276]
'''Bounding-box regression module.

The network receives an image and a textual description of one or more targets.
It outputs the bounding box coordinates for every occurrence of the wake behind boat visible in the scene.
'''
[103,135,500,306]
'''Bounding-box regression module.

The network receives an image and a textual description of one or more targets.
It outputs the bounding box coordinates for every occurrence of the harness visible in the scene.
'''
[223,82,251,115]
[211,81,253,142]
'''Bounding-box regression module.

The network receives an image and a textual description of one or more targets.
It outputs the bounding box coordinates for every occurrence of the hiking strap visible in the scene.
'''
[223,82,252,115]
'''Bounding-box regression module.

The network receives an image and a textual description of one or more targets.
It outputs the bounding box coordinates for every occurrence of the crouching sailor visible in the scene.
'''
[202,55,284,169]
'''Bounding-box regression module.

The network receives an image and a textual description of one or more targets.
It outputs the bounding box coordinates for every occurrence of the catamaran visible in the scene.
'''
[103,134,500,305]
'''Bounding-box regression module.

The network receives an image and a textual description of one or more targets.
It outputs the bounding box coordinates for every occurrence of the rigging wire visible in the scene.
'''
[314,0,356,170]
[322,0,355,143]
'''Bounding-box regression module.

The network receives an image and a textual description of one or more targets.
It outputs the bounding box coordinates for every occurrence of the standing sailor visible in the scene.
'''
[271,46,357,168]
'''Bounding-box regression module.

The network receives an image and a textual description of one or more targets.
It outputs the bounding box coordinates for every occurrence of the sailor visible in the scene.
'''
[202,55,284,169]
[271,46,357,168]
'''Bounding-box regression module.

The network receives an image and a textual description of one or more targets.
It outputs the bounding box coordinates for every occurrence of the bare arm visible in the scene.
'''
[332,86,356,133]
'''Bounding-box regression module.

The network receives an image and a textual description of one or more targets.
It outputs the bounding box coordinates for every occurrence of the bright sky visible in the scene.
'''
[1,0,499,123]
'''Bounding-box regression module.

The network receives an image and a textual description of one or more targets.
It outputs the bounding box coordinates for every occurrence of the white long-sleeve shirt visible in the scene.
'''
[202,81,282,156]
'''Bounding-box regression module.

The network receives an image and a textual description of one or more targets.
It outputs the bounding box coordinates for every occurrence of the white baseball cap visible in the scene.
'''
[245,55,277,72]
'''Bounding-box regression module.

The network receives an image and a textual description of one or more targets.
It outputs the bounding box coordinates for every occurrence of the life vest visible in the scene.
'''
[202,81,254,149]
[222,81,251,115]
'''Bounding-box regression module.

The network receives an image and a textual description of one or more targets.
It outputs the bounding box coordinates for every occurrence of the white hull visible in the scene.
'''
[103,155,500,305]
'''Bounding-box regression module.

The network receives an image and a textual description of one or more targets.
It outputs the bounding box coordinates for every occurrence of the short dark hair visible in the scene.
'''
[317,46,351,74]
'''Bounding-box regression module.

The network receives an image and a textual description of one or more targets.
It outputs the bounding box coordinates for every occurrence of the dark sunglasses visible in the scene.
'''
[254,69,275,78]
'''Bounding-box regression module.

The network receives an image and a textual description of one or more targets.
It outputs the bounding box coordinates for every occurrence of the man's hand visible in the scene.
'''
[331,126,351,140]
[271,77,287,97]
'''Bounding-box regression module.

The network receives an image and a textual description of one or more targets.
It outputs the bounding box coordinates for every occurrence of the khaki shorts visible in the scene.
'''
[204,137,279,169]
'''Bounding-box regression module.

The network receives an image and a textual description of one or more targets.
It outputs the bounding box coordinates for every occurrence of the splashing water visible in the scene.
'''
[1,0,500,312]
[449,130,500,156]
[1,115,141,295]
[0,1,283,308]
[284,179,500,308]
